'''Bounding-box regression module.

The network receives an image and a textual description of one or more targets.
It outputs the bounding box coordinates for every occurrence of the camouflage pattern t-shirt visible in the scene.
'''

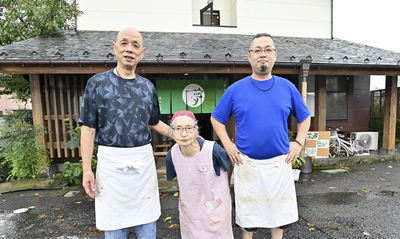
[79,69,160,147]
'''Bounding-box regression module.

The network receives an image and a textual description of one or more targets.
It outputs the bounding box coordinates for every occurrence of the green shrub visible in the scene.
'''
[61,119,82,151]
[58,118,98,185]
[0,147,12,179]
[60,157,97,185]
[0,110,49,180]
[371,118,400,143]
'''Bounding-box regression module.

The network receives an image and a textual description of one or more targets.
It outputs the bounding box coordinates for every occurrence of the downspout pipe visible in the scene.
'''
[74,0,77,31]
[331,0,334,39]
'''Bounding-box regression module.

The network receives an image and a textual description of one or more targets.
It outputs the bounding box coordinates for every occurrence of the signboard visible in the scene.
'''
[305,131,330,158]
[156,79,228,114]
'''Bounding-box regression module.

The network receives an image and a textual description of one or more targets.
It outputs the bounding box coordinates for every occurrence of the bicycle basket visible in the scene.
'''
[330,131,338,143]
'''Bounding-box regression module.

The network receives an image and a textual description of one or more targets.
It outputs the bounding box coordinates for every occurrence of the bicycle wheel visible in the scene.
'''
[353,140,370,156]
[329,144,350,157]
[329,144,337,158]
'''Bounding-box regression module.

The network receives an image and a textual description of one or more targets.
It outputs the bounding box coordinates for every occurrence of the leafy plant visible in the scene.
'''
[0,0,83,46]
[371,118,400,143]
[0,74,31,104]
[60,158,97,185]
[58,118,98,185]
[0,0,83,105]
[0,147,12,180]
[61,119,82,150]
[292,156,306,169]
[288,129,307,169]
[0,110,50,180]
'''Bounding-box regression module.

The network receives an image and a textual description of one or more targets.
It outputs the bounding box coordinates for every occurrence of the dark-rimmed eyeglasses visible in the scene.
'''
[249,47,276,55]
[172,126,195,134]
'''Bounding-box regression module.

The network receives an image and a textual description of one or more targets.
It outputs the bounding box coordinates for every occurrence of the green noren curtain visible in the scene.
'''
[156,79,229,114]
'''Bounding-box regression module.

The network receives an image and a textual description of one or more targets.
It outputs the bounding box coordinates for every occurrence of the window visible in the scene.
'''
[326,76,350,121]
[192,0,237,27]
[200,2,220,26]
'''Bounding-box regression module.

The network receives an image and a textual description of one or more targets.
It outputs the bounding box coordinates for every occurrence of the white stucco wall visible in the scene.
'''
[76,0,331,38]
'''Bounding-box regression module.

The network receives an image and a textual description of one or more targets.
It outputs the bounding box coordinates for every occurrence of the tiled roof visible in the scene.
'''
[1,30,400,67]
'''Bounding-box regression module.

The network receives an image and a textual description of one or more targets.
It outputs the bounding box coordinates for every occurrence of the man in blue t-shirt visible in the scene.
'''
[211,33,311,239]
[79,27,170,239]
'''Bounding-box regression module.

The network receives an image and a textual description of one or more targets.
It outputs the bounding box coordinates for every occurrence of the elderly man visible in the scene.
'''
[79,27,169,239]
[211,33,311,239]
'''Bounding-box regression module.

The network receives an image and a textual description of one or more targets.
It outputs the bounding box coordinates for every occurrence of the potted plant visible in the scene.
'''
[288,129,308,180]
[292,156,306,181]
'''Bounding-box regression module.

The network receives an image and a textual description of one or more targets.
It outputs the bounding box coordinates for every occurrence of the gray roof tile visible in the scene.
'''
[0,30,400,67]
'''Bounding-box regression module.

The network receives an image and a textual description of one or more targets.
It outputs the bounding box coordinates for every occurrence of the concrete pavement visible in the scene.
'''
[0,153,399,238]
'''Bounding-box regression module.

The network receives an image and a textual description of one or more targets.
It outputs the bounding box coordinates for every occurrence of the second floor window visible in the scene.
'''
[200,2,220,26]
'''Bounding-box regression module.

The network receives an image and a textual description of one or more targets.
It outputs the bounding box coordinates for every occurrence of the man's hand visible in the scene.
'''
[286,141,303,164]
[82,170,97,198]
[225,141,245,165]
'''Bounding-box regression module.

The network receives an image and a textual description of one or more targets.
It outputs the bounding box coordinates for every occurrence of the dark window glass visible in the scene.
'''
[326,76,350,121]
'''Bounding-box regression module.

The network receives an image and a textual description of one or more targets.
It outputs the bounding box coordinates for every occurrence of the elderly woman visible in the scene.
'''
[166,110,233,239]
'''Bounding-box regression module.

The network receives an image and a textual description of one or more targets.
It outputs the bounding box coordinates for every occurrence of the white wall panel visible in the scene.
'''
[77,11,193,32]
[76,0,331,38]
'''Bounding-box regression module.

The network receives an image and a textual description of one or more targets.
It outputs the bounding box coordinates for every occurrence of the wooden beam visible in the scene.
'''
[1,63,400,75]
[50,76,62,157]
[43,76,54,158]
[29,74,48,166]
[310,69,400,76]
[314,75,326,131]
[0,64,295,75]
[382,76,398,150]
[59,76,68,158]
[66,76,75,157]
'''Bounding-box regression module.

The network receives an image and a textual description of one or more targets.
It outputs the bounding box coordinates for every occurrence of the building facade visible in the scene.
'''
[0,0,399,164]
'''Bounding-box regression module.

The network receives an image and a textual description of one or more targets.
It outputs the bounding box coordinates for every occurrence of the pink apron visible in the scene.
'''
[171,140,233,239]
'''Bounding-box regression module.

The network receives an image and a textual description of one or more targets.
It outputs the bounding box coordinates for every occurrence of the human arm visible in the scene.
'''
[166,150,177,180]
[210,116,244,165]
[286,116,311,164]
[81,125,97,198]
[149,120,170,138]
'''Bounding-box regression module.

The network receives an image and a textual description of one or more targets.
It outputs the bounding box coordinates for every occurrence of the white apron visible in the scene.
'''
[95,144,160,230]
[171,140,234,239]
[234,154,298,228]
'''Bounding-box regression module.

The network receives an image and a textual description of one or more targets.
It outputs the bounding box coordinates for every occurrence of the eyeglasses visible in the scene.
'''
[172,126,195,134]
[249,47,276,55]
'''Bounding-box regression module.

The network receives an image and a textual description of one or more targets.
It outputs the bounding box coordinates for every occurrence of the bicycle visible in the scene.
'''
[327,126,370,157]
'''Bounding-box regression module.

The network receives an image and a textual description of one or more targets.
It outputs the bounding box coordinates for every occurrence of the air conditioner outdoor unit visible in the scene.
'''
[350,132,379,150]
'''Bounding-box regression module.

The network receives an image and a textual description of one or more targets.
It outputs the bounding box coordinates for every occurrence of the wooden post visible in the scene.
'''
[300,59,312,105]
[29,74,49,166]
[314,75,326,131]
[302,81,307,104]
[382,76,398,151]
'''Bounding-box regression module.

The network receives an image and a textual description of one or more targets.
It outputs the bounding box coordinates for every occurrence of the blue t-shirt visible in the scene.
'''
[79,69,160,147]
[211,75,310,159]
[166,139,229,180]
